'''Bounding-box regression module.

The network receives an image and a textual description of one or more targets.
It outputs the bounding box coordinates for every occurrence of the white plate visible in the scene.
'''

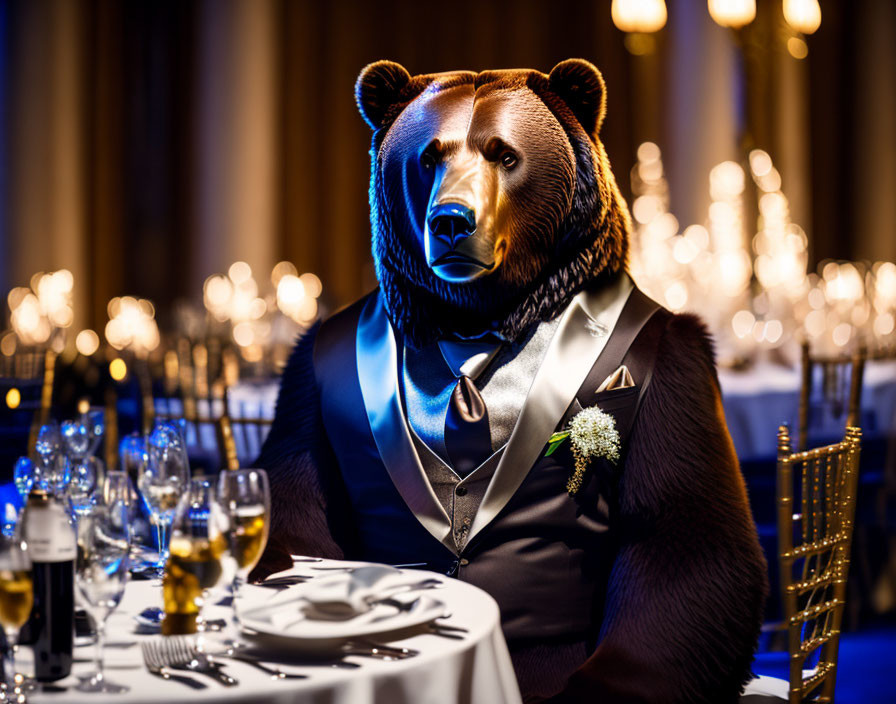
[239,577,446,647]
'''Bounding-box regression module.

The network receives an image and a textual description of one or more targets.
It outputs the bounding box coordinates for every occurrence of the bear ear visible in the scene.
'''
[355,60,412,130]
[548,59,607,136]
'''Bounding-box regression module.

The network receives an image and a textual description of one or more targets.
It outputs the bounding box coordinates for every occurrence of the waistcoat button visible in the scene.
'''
[455,486,468,496]
[459,558,469,566]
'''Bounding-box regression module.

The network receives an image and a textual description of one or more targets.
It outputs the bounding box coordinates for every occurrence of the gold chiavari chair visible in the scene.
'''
[775,424,862,703]
[0,347,55,476]
[797,342,866,452]
[141,337,273,472]
[140,338,226,473]
[216,382,274,471]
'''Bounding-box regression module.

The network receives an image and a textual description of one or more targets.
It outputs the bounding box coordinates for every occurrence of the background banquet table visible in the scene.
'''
[719,359,896,463]
[25,560,522,704]
[216,359,896,468]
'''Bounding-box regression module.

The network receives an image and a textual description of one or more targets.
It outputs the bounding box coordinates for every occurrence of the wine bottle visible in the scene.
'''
[21,488,75,682]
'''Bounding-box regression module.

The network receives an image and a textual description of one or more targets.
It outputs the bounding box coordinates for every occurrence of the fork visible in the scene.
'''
[155,637,239,686]
[141,641,207,690]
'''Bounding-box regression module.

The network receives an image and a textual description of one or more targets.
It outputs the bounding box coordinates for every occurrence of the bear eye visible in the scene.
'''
[420,151,437,170]
[500,151,519,170]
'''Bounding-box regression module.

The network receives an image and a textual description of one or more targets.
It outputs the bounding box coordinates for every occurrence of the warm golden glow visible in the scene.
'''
[109,358,128,381]
[105,296,160,353]
[299,272,323,299]
[787,36,809,59]
[0,333,15,357]
[783,0,821,35]
[271,261,297,286]
[5,388,21,410]
[75,329,100,356]
[707,0,756,29]
[228,261,252,284]
[611,0,667,34]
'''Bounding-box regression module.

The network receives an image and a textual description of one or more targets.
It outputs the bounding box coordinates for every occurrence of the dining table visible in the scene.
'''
[22,558,523,704]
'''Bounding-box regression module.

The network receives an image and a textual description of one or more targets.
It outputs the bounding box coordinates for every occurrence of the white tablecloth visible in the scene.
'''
[719,359,896,461]
[26,560,522,704]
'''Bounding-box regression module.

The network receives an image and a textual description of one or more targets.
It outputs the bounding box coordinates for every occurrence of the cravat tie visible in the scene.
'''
[444,375,492,477]
[438,333,503,477]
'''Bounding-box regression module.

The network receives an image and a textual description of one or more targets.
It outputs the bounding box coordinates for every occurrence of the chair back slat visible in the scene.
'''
[777,424,861,703]
[143,337,273,472]
[797,341,866,451]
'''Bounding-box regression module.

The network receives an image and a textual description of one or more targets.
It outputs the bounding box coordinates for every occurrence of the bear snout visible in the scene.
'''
[424,201,497,284]
[428,202,477,248]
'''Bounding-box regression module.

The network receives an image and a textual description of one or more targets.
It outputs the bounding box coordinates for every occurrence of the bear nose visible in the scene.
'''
[428,203,476,248]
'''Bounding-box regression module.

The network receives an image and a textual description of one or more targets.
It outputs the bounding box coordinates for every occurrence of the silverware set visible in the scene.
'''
[142,637,238,687]
[139,566,469,688]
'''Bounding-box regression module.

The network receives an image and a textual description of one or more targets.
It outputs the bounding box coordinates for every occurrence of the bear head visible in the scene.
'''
[356,58,630,347]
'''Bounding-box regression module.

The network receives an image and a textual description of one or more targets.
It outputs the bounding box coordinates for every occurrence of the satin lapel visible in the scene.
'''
[467,274,634,543]
[355,295,455,552]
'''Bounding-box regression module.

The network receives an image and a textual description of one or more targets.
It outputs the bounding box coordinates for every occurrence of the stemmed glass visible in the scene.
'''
[0,532,32,703]
[139,424,190,576]
[216,469,269,637]
[63,416,105,517]
[103,471,139,525]
[34,423,71,496]
[74,488,130,693]
[13,458,34,502]
[164,479,226,635]
[85,410,105,458]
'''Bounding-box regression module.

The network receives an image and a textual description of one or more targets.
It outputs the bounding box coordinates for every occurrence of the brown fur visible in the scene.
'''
[359,59,629,347]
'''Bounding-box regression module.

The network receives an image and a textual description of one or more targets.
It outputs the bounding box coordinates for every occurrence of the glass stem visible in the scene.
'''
[157,520,169,566]
[93,618,106,682]
[2,628,18,692]
[231,575,243,632]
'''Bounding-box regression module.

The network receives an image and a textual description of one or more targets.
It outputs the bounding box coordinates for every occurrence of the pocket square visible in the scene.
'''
[596,365,635,394]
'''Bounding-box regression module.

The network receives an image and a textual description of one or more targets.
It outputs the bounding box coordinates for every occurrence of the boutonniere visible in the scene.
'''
[546,406,621,495]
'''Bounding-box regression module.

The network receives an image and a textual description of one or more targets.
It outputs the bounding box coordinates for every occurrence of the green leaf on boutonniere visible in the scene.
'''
[545,430,570,457]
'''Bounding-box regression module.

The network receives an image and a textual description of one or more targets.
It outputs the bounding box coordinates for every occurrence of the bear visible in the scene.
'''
[252,58,768,704]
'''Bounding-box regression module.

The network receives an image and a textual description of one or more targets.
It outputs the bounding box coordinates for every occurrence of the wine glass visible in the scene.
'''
[34,423,63,469]
[85,410,105,458]
[216,469,269,637]
[34,423,72,496]
[139,424,190,575]
[67,456,103,518]
[118,433,148,485]
[13,458,34,507]
[163,479,226,635]
[0,532,32,702]
[74,494,130,693]
[61,418,90,463]
[103,471,138,524]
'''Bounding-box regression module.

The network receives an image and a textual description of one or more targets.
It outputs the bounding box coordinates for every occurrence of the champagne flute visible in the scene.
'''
[139,423,189,576]
[216,469,269,637]
[164,479,226,635]
[74,493,130,693]
[0,533,32,702]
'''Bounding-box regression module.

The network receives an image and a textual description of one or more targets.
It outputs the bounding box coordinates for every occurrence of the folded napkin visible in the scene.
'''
[299,565,409,621]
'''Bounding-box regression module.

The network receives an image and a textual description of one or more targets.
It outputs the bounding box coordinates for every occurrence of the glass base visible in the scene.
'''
[74,672,129,694]
[0,680,27,703]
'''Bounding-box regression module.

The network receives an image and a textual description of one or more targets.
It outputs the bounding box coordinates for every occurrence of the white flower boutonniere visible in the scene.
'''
[546,406,621,495]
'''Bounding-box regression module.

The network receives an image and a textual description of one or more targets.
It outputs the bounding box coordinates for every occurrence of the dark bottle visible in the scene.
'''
[21,488,75,682]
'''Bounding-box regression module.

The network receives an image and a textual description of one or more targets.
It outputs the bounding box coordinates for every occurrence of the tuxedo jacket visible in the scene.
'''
[254,278,767,704]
